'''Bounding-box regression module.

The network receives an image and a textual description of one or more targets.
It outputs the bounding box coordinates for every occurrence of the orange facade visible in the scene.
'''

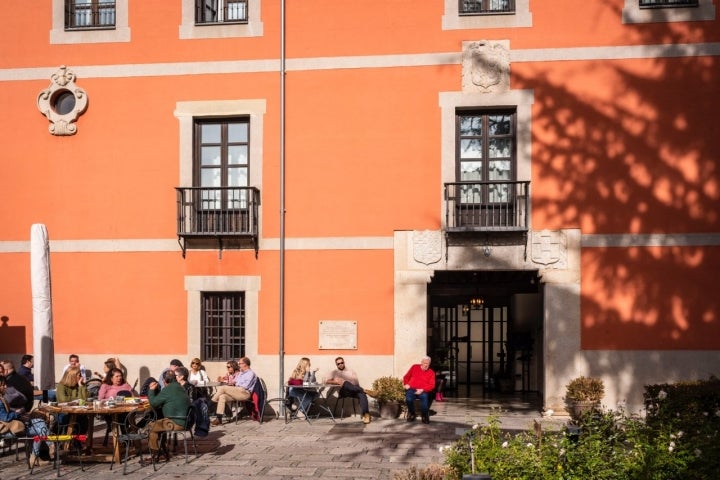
[0,0,718,412]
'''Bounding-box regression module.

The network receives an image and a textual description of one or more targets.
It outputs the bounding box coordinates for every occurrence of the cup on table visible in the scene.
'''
[93,400,101,410]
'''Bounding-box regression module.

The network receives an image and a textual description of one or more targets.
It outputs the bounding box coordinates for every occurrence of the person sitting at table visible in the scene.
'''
[0,374,27,436]
[62,354,89,380]
[174,367,195,399]
[158,359,184,388]
[187,358,210,386]
[98,369,132,400]
[0,360,35,413]
[403,355,436,424]
[217,360,240,384]
[55,366,89,434]
[325,356,373,424]
[209,356,256,426]
[146,370,191,461]
[287,357,319,416]
[94,357,127,382]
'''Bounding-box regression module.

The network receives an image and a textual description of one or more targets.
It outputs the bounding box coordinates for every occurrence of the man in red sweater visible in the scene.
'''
[402,356,435,424]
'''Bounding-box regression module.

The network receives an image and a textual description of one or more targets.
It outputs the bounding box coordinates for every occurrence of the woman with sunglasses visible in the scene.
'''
[218,360,241,384]
[188,358,210,386]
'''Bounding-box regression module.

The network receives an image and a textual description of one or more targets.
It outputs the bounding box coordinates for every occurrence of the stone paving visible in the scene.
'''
[0,395,566,480]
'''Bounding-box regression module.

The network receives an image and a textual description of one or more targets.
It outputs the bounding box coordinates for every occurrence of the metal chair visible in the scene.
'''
[29,420,86,478]
[333,389,358,420]
[261,377,286,422]
[110,406,157,475]
[165,405,198,463]
[103,390,133,446]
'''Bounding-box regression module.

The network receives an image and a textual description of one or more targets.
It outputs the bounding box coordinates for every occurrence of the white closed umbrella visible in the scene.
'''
[31,223,55,394]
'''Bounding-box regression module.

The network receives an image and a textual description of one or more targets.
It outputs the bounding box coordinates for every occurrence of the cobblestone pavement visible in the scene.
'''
[0,395,565,480]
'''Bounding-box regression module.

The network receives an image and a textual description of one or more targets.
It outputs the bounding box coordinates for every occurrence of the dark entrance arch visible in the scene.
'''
[427,270,542,399]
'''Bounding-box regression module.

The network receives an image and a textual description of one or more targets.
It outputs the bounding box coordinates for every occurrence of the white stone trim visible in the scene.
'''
[179,0,263,39]
[439,89,534,230]
[4,43,720,82]
[51,0,130,44]
[582,233,720,247]
[622,0,716,23]
[174,99,265,190]
[442,0,532,30]
[184,275,261,363]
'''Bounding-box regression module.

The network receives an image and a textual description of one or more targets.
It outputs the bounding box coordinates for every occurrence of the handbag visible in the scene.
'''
[287,378,303,386]
[0,419,25,435]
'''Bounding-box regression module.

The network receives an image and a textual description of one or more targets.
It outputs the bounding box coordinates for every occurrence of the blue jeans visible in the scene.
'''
[26,418,49,455]
[405,389,432,416]
[288,387,318,414]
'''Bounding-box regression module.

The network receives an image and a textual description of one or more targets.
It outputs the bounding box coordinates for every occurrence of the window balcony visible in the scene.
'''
[444,181,529,232]
[176,186,260,257]
[639,0,698,8]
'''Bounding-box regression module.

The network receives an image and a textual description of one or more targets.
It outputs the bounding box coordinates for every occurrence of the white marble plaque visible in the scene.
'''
[319,320,357,350]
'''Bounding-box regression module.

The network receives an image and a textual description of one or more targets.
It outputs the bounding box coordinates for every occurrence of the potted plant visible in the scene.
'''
[371,376,405,419]
[564,376,604,423]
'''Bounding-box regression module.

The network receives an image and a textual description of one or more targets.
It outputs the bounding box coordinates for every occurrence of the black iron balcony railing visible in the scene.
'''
[176,186,260,256]
[444,181,529,232]
[639,0,698,8]
[460,0,516,15]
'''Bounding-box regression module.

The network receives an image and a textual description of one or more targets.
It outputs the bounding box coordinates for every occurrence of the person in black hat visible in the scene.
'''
[158,359,184,388]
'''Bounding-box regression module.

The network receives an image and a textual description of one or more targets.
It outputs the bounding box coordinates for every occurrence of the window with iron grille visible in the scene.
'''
[460,0,515,14]
[201,292,245,361]
[196,0,248,24]
[65,0,116,29]
[639,0,698,7]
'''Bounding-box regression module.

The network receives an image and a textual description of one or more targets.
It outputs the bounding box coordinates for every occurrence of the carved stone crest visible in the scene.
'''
[37,66,89,136]
[462,40,510,93]
[413,230,442,265]
[531,230,566,267]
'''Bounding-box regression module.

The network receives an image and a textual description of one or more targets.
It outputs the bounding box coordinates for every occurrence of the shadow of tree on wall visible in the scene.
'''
[507,3,719,392]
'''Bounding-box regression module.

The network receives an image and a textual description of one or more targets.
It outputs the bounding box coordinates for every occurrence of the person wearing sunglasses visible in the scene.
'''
[326,357,375,424]
[188,358,210,386]
[217,360,240,384]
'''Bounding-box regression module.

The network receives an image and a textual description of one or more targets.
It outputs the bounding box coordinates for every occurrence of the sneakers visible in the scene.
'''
[364,389,379,398]
[406,413,416,422]
[362,413,371,424]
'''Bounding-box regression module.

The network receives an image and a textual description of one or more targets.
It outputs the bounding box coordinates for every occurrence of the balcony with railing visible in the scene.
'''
[176,186,260,257]
[639,0,698,7]
[444,181,529,232]
[460,0,516,15]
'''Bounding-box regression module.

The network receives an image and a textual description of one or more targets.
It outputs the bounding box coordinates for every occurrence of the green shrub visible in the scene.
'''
[438,399,720,480]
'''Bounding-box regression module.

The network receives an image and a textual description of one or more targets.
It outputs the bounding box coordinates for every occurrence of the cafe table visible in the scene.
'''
[40,399,152,464]
[284,384,336,424]
[192,381,223,397]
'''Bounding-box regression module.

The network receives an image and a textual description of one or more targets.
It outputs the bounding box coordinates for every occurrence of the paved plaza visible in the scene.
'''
[0,395,564,480]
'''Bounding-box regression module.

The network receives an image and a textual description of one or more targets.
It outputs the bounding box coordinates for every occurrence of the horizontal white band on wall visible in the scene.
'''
[0,236,394,253]
[2,43,719,82]
[1,234,718,253]
[582,233,720,248]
